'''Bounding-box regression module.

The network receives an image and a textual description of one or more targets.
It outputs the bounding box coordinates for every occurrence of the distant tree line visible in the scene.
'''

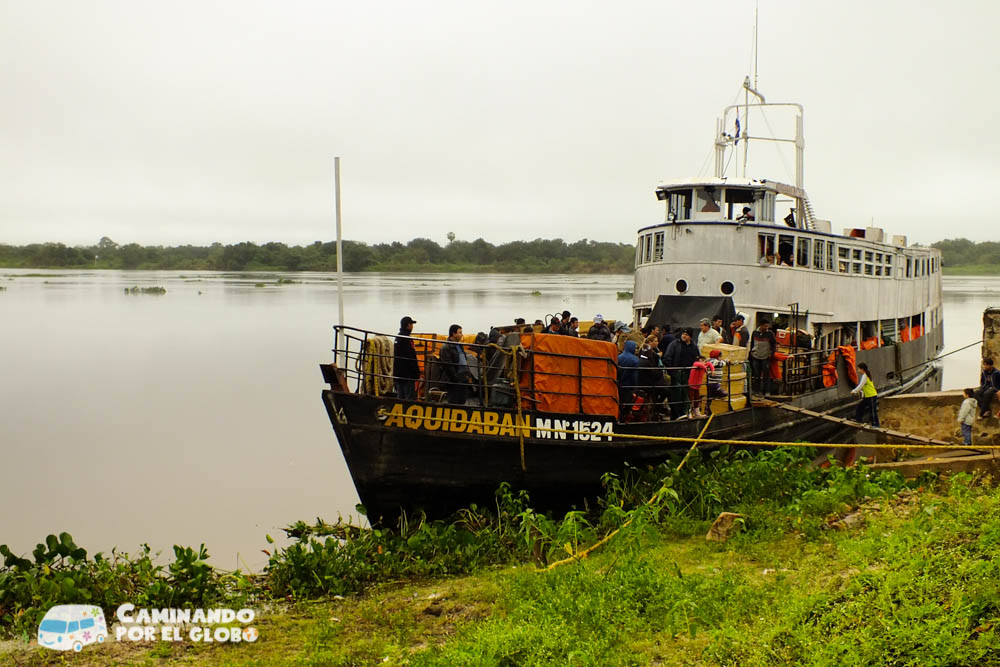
[0,236,636,273]
[931,238,1000,268]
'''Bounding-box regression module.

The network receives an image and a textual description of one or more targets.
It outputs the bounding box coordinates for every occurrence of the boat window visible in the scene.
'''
[886,254,893,265]
[796,238,810,267]
[838,246,850,273]
[635,237,643,266]
[696,187,720,213]
[643,233,653,263]
[875,252,883,263]
[864,251,874,262]
[758,233,775,264]
[666,189,692,221]
[777,234,794,266]
[725,187,760,220]
[853,261,862,274]
[653,232,664,261]
[864,262,874,275]
[852,248,862,261]
[906,257,912,277]
[875,263,883,276]
[813,240,825,270]
[827,241,835,271]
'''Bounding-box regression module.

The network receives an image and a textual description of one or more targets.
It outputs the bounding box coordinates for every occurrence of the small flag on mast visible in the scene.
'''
[734,115,741,145]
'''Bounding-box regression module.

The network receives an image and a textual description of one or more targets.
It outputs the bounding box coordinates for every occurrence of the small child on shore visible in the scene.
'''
[958,388,977,446]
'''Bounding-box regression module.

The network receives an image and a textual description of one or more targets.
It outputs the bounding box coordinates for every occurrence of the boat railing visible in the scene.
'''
[331,325,620,416]
[777,348,830,395]
[328,325,753,422]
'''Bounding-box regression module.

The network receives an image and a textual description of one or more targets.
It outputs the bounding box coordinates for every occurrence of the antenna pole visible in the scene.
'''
[753,1,759,89]
[335,156,346,367]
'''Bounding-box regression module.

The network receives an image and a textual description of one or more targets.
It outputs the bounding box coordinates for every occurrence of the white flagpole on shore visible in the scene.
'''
[335,156,346,367]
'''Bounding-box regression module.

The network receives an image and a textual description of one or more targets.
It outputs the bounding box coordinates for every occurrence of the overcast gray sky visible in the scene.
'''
[1,1,996,248]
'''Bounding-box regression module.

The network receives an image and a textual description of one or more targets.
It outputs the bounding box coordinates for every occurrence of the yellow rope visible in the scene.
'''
[675,413,716,472]
[541,413,717,571]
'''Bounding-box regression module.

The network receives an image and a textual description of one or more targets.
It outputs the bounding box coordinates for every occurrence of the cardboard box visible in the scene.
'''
[702,343,748,363]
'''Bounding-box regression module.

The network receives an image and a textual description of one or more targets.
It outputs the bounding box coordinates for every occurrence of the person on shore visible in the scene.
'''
[749,319,776,396]
[393,316,420,400]
[697,317,722,353]
[851,362,880,427]
[958,388,977,445]
[439,324,472,405]
[587,314,613,342]
[974,358,1000,418]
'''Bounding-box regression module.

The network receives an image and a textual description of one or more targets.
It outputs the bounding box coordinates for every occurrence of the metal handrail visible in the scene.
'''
[330,325,753,420]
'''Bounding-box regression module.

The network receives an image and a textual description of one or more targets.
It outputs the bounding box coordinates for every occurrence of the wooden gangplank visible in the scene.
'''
[761,399,963,449]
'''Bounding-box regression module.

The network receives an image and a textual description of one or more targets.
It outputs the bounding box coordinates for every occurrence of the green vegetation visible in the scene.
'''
[123,285,166,294]
[617,290,633,300]
[934,238,1000,268]
[0,236,635,273]
[4,450,1000,665]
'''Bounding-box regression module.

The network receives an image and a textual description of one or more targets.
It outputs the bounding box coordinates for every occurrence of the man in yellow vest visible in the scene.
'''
[850,362,879,427]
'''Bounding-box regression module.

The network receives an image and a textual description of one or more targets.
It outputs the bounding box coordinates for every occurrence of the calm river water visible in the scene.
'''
[1,270,997,569]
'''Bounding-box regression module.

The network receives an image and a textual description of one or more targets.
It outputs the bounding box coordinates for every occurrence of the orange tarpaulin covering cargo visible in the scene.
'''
[821,345,859,388]
[518,333,619,417]
[860,337,880,350]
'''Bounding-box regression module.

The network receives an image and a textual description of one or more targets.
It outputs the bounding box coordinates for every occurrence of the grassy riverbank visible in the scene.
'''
[4,452,1000,665]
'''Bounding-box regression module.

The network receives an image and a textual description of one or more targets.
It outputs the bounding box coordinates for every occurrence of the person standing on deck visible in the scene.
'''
[729,314,750,348]
[393,316,420,400]
[587,314,613,342]
[697,318,722,353]
[617,340,641,419]
[749,319,776,396]
[851,362,880,427]
[439,324,472,405]
[664,328,699,419]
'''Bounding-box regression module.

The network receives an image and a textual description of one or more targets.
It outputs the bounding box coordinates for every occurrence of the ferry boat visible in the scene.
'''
[320,81,943,521]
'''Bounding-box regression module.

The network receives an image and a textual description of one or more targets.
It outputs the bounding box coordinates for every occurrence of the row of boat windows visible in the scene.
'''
[635,230,939,278]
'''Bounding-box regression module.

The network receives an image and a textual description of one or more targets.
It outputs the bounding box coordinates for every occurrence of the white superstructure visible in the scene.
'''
[632,86,942,352]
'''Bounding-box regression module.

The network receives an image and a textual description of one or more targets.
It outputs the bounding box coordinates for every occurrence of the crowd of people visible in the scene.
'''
[388,310,773,422]
[390,314,1000,444]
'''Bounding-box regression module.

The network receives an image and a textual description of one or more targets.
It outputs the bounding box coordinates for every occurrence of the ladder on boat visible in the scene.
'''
[759,399,960,449]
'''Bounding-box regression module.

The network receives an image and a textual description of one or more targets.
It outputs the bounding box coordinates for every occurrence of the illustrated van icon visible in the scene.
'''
[37,605,107,652]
